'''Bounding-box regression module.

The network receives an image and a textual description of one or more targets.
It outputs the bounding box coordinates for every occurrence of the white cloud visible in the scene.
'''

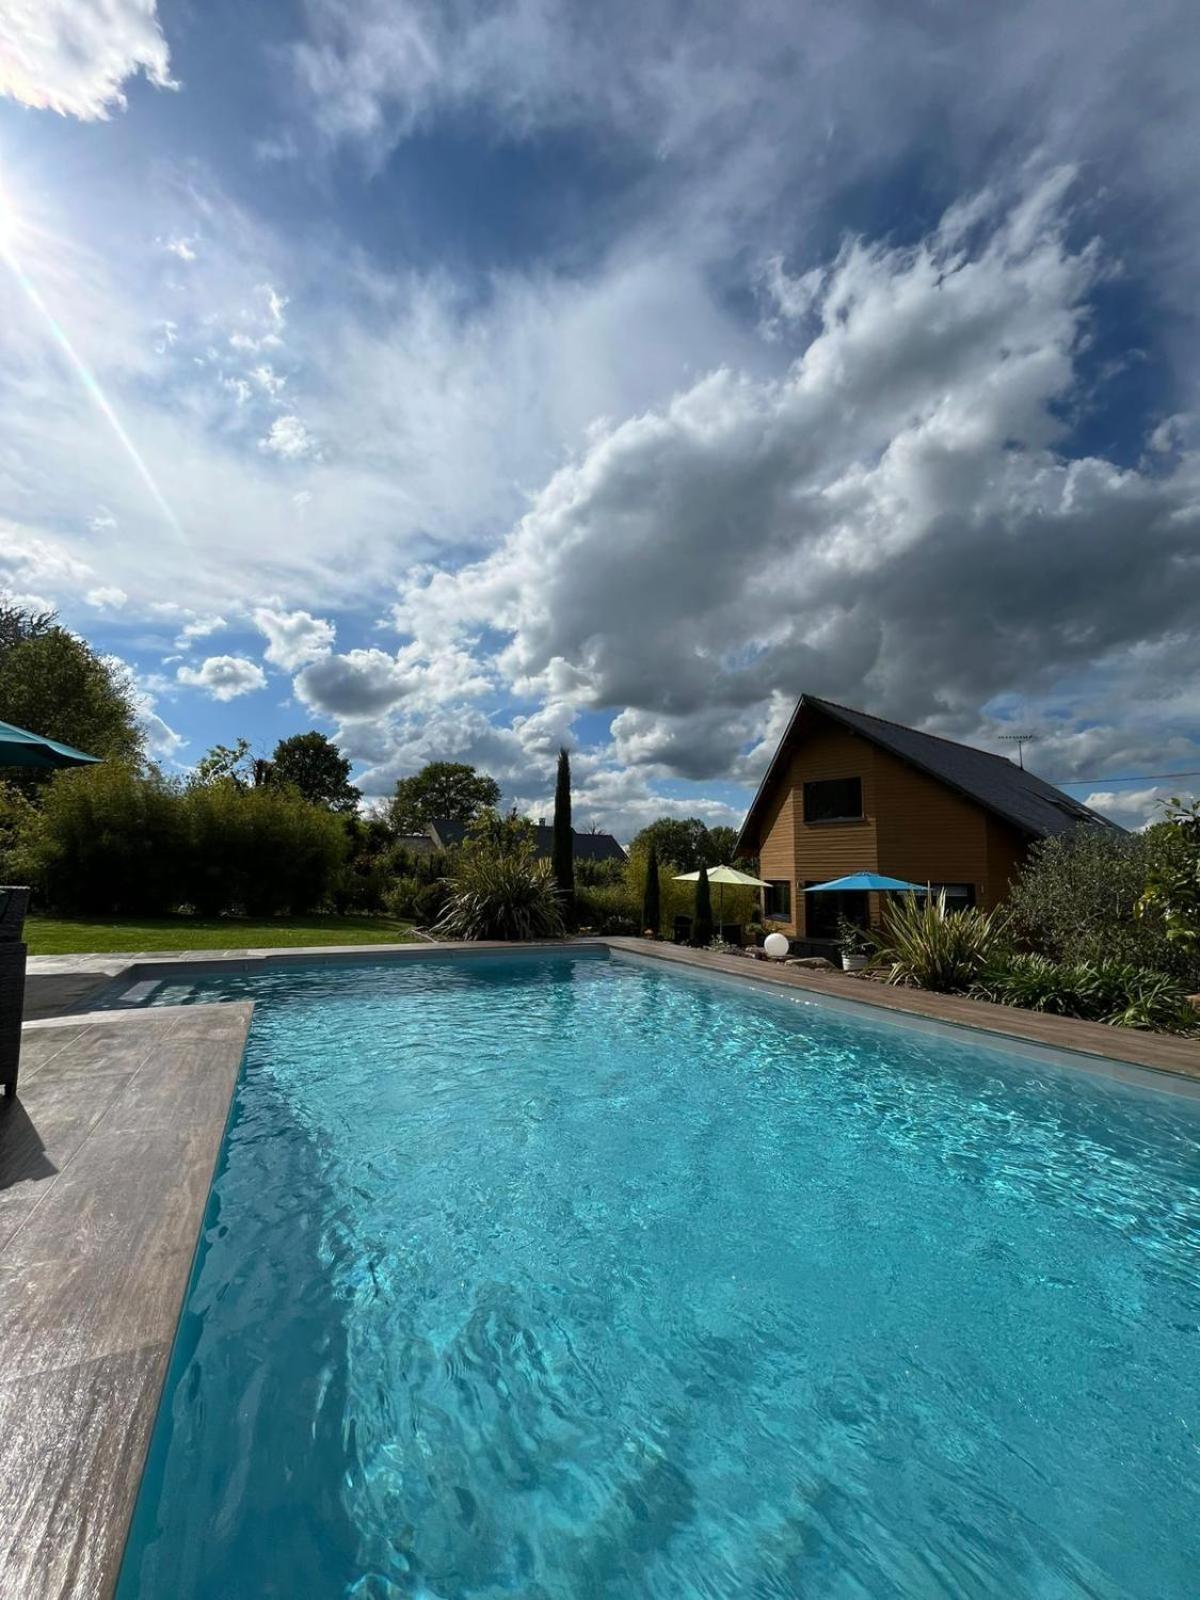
[0,0,176,120]
[259,414,320,460]
[390,175,1200,782]
[253,605,335,670]
[174,614,227,648]
[1082,787,1178,830]
[158,234,197,263]
[85,585,128,611]
[293,640,490,718]
[176,654,267,700]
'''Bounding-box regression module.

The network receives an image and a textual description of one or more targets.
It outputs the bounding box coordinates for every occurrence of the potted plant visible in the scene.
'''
[837,914,872,973]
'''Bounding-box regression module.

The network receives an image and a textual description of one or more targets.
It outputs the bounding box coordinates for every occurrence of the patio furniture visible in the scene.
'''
[0,887,29,1101]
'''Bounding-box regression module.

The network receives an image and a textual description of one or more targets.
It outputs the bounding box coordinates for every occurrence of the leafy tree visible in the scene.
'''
[388,761,501,833]
[629,817,712,872]
[270,731,360,812]
[0,599,55,652]
[642,840,661,935]
[552,747,574,912]
[705,825,741,865]
[0,599,143,767]
[693,863,714,946]
[194,738,256,788]
[1138,798,1200,958]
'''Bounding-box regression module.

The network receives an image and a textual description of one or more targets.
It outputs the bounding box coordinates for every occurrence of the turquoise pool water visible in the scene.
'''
[117,951,1200,1598]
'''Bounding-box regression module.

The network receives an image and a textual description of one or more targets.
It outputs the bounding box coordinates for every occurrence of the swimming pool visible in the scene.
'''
[116,949,1200,1598]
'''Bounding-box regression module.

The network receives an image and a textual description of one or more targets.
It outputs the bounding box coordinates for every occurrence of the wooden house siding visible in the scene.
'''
[746,709,1040,934]
[872,746,990,897]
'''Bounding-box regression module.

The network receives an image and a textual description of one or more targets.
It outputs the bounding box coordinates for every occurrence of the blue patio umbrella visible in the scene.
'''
[0,717,101,770]
[805,871,926,893]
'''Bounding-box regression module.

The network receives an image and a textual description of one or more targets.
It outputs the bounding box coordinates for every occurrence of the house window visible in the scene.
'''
[804,885,868,940]
[803,776,863,823]
[764,881,791,921]
[928,882,976,910]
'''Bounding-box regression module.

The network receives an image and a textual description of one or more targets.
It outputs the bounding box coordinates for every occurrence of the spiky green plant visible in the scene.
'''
[433,837,565,941]
[873,890,1004,992]
[971,951,1197,1034]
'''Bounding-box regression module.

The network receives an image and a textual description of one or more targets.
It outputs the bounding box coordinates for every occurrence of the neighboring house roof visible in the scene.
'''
[737,694,1120,853]
[427,818,627,862]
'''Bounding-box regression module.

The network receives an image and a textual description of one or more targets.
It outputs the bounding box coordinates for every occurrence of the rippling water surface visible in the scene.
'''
[117,951,1200,1599]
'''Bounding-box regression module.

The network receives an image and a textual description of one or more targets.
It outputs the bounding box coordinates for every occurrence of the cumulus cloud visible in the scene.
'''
[390,175,1200,784]
[294,640,491,718]
[176,654,267,700]
[253,605,335,670]
[174,615,227,648]
[0,0,176,120]
[259,414,320,460]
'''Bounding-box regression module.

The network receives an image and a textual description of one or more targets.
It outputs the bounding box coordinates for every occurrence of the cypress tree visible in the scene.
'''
[693,863,714,947]
[642,840,661,936]
[551,746,575,916]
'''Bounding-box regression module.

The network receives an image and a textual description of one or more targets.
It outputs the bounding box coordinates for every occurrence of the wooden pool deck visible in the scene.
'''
[0,1003,250,1600]
[1,937,1197,1598]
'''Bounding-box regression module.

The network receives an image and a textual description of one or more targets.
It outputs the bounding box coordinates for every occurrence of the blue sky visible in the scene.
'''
[1,0,1198,836]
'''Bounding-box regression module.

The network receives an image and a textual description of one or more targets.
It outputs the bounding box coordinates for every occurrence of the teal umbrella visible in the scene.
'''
[0,717,101,770]
[805,872,926,893]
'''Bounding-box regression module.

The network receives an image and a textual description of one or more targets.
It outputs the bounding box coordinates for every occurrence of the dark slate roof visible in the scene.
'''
[738,694,1120,851]
[428,819,627,862]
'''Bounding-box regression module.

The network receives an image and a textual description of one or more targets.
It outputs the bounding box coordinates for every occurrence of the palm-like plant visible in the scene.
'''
[874,890,1004,992]
[433,837,566,941]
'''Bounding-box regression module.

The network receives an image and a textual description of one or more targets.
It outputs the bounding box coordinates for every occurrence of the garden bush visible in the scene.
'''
[22,765,347,917]
[575,882,641,933]
[434,836,565,941]
[971,952,1196,1035]
[181,781,347,916]
[874,890,1005,992]
[1005,824,1195,981]
[27,763,188,915]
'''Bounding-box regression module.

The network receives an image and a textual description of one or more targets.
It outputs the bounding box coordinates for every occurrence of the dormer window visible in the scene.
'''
[803,777,863,823]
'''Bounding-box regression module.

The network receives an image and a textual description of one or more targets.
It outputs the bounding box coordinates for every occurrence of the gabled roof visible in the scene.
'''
[737,694,1120,852]
[428,818,627,862]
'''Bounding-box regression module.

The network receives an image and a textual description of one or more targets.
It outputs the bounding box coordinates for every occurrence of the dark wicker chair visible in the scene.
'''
[0,886,29,1101]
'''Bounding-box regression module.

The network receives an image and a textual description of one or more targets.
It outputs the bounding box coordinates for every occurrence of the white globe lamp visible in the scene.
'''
[764,932,790,961]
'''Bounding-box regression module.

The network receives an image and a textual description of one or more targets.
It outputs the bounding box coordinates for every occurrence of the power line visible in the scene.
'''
[1050,769,1200,788]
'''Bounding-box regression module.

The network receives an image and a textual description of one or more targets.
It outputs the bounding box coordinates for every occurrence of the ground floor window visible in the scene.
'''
[921,882,977,910]
[804,886,868,940]
[764,881,792,920]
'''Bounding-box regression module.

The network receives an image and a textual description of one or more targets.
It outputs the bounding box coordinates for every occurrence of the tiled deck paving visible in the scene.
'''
[2,937,1197,1599]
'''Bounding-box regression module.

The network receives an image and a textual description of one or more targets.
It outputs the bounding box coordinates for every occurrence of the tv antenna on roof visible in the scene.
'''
[1000,732,1036,770]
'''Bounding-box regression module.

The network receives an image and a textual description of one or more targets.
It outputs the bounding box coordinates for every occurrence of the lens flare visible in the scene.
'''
[0,168,186,543]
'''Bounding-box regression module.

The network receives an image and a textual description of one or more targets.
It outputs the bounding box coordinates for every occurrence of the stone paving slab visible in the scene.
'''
[0,1004,251,1600]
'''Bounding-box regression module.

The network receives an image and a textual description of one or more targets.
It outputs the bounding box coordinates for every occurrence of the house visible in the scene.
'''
[735,695,1117,947]
[426,817,627,863]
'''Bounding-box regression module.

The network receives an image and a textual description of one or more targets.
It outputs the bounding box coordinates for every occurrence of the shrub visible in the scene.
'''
[384,875,422,920]
[412,879,451,926]
[971,952,1197,1035]
[181,782,347,916]
[1137,798,1200,958]
[874,890,1005,992]
[575,883,641,934]
[693,865,714,946]
[434,837,565,941]
[642,841,661,936]
[28,763,188,915]
[1005,824,1195,981]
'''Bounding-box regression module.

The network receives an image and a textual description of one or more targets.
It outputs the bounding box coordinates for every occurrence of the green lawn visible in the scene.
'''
[25,913,421,956]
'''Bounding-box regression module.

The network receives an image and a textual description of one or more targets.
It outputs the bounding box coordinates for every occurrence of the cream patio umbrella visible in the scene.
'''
[672,863,772,929]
